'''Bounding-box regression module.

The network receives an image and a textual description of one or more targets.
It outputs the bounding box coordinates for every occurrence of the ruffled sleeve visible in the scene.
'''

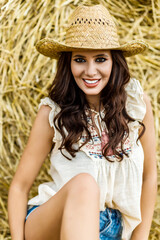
[125,78,146,122]
[38,97,62,142]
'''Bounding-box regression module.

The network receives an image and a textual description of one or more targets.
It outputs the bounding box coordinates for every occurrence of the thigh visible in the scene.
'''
[24,187,67,240]
[25,173,99,240]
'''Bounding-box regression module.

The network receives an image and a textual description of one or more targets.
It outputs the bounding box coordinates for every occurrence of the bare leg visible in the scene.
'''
[60,173,100,240]
[25,173,100,240]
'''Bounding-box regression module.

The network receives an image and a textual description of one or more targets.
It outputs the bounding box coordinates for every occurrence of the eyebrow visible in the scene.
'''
[72,54,109,58]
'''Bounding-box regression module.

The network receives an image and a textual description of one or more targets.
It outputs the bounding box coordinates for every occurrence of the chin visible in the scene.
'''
[83,89,102,95]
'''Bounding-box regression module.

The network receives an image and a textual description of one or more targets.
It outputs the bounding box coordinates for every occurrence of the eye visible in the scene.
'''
[73,58,85,63]
[96,57,107,62]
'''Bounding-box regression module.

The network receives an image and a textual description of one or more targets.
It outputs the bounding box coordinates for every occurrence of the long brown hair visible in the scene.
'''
[48,50,145,161]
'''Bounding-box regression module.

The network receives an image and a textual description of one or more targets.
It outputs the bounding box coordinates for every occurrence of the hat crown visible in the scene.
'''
[68,5,114,25]
[35,4,148,58]
[65,5,120,49]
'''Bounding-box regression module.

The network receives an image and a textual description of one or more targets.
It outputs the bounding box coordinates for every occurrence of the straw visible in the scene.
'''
[0,0,159,238]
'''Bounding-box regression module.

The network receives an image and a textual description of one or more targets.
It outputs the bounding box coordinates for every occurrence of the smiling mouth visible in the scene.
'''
[83,79,100,84]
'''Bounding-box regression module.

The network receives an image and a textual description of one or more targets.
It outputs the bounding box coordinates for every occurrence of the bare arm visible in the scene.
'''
[8,105,54,240]
[131,93,157,240]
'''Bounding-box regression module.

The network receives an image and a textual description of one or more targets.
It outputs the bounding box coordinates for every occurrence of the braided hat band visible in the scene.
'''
[36,5,148,59]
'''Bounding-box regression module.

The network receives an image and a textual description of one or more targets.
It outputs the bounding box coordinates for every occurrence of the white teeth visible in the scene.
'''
[84,79,99,84]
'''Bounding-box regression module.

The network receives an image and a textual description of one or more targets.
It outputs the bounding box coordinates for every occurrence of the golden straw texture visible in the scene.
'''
[0,0,160,239]
[35,5,148,58]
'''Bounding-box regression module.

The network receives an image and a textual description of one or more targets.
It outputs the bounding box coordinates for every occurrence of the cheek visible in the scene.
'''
[71,62,82,78]
[103,62,112,76]
[71,62,83,77]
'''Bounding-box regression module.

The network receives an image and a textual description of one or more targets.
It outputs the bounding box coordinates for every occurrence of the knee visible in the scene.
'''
[69,173,100,198]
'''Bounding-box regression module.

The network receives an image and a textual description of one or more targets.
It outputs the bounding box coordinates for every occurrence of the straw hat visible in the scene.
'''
[35,4,148,59]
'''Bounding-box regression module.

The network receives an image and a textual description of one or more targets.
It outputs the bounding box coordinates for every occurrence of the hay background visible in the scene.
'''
[0,0,160,239]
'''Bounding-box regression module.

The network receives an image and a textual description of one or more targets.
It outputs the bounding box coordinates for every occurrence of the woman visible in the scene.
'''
[8,4,157,240]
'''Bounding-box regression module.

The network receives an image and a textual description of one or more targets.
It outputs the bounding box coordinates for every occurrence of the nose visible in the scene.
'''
[84,61,97,77]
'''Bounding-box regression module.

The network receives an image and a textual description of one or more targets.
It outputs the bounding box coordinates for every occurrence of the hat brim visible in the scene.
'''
[35,38,148,59]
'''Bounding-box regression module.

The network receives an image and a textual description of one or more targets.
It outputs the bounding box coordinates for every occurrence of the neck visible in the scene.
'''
[86,94,102,112]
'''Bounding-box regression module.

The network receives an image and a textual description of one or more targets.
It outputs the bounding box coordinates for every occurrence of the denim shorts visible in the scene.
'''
[99,208,123,240]
[26,206,123,239]
[25,205,39,221]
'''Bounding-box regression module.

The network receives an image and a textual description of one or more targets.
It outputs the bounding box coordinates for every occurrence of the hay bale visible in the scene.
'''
[0,0,159,238]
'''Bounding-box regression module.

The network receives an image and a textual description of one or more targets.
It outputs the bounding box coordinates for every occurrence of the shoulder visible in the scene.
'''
[140,93,156,179]
[125,78,146,121]
[37,103,54,125]
[37,97,60,130]
[142,92,153,123]
[140,92,155,147]
[33,104,55,142]
[39,97,60,111]
[125,78,143,93]
[38,103,53,116]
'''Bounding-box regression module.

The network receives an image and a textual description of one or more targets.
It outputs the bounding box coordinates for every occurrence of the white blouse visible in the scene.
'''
[28,78,146,240]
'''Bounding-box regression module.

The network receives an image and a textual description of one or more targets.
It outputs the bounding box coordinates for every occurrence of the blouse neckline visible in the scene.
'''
[85,107,105,118]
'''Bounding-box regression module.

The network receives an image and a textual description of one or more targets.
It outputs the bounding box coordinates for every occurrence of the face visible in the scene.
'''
[71,50,113,102]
